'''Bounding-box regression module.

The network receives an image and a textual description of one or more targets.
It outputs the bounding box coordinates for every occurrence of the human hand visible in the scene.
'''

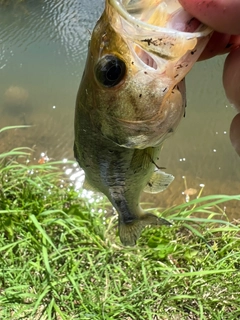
[179,0,240,156]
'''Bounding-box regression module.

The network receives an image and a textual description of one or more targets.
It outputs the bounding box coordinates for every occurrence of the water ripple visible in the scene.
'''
[0,0,104,69]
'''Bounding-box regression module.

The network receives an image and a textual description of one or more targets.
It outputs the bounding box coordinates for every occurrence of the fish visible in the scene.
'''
[74,0,212,246]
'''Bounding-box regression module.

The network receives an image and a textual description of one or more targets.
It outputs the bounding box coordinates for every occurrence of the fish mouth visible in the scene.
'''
[109,0,212,72]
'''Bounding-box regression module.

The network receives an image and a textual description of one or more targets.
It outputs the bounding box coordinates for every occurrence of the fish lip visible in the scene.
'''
[108,0,213,73]
[109,0,212,38]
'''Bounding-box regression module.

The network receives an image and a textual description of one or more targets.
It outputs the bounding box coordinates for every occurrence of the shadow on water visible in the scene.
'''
[0,0,239,217]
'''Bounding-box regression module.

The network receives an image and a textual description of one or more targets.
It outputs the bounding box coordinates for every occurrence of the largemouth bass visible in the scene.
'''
[74,0,212,246]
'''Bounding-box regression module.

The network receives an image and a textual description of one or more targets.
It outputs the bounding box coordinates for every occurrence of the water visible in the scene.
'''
[0,0,239,217]
[0,0,104,157]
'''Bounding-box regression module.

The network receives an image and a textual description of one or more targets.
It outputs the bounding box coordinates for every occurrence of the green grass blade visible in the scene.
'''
[0,125,31,133]
[29,214,58,252]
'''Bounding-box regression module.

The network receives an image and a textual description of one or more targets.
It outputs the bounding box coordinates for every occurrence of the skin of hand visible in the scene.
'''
[179,0,240,156]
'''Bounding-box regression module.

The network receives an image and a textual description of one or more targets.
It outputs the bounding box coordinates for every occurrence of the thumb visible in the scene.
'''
[230,113,240,157]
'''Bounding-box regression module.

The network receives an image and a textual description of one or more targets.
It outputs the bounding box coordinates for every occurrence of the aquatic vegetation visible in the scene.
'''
[3,86,31,115]
[1,127,240,319]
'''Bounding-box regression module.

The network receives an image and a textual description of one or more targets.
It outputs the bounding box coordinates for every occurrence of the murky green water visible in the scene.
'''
[0,0,239,216]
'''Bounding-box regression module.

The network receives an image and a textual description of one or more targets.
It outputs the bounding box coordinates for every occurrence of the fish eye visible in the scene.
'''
[95,54,126,88]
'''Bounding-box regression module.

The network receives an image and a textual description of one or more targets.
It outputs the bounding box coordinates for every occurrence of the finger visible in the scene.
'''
[198,32,231,60]
[179,0,240,34]
[199,34,240,61]
[223,47,240,111]
[230,113,240,157]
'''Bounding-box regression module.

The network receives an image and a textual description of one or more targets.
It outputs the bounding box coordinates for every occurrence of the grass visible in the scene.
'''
[0,127,240,320]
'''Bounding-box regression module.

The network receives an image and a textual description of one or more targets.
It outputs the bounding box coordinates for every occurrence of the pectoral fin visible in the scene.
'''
[144,170,174,194]
[130,148,155,172]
